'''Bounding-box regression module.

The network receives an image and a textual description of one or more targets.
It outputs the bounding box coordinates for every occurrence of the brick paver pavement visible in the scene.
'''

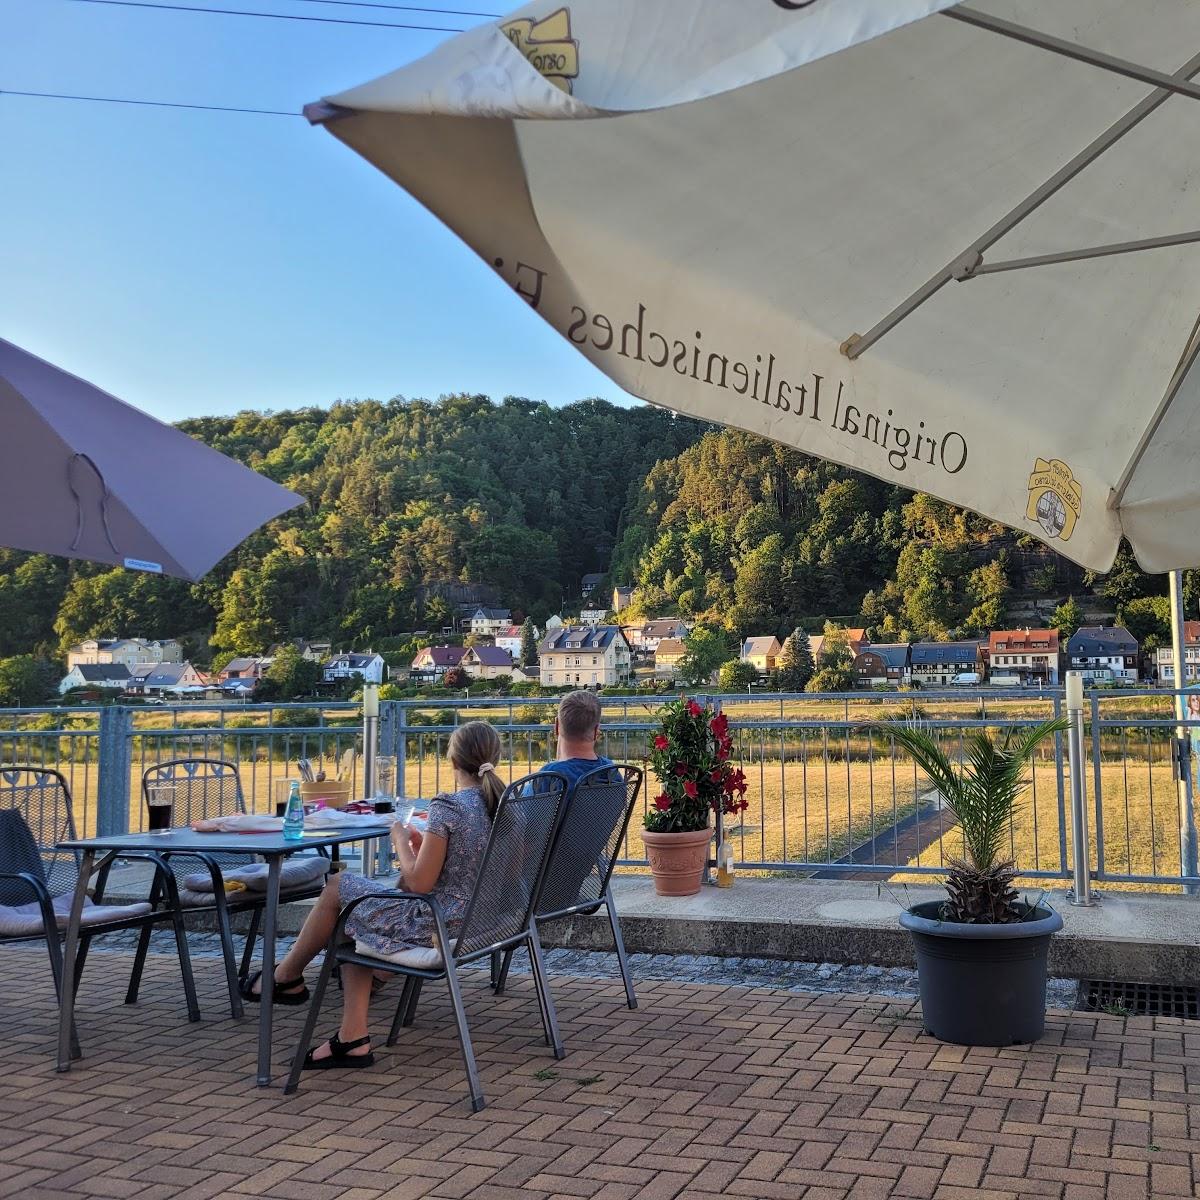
[0,946,1196,1200]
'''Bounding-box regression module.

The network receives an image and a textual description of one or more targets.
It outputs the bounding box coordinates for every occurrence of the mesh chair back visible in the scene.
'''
[0,767,80,897]
[141,759,245,827]
[0,809,49,906]
[537,765,642,919]
[452,772,568,961]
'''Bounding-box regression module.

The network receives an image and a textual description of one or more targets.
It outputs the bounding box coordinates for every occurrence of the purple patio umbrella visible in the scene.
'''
[0,338,304,581]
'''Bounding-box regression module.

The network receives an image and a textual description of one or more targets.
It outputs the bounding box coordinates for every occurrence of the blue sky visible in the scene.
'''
[0,0,629,420]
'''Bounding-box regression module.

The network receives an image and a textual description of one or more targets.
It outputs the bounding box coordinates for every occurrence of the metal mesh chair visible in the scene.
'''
[131,759,328,1019]
[0,768,200,1050]
[284,771,570,1111]
[494,764,642,1010]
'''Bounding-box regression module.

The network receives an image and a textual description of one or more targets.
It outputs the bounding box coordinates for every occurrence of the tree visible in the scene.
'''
[774,628,815,691]
[806,624,855,691]
[266,645,323,699]
[1085,541,1157,610]
[806,663,856,693]
[519,616,538,667]
[443,665,469,689]
[0,655,54,706]
[1118,595,1171,653]
[677,626,732,687]
[1051,596,1084,640]
[718,659,759,692]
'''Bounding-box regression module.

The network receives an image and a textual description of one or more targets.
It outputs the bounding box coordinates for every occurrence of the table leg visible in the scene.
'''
[256,855,283,1087]
[57,849,95,1072]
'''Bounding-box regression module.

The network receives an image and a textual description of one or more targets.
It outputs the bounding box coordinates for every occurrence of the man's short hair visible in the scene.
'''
[558,689,601,740]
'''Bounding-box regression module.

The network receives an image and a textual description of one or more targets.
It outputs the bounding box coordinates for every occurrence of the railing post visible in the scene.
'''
[1052,693,1069,875]
[1168,569,1200,894]
[1090,692,1105,881]
[1065,673,1096,906]
[361,683,379,879]
[97,705,133,836]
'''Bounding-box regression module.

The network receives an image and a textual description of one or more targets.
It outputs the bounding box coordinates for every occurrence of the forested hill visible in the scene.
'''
[0,394,1179,667]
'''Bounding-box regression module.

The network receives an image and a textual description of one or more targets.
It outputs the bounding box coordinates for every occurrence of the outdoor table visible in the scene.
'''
[55,824,391,1086]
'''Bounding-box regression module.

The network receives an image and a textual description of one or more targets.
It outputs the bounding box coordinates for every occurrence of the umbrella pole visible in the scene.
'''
[1167,571,1199,894]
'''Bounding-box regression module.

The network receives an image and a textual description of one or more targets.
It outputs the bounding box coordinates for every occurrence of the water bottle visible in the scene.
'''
[283,780,305,841]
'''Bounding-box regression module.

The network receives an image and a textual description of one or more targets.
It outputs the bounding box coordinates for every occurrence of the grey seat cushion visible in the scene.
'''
[176,856,330,907]
[0,894,152,938]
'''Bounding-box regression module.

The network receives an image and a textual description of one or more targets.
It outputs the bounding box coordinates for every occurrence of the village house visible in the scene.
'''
[580,606,608,626]
[540,625,632,688]
[654,637,687,679]
[465,607,512,637]
[909,641,982,686]
[842,627,871,655]
[741,636,782,675]
[126,662,208,696]
[409,644,467,682]
[58,663,131,695]
[323,651,387,685]
[611,586,634,613]
[633,618,689,654]
[580,573,605,599]
[218,656,271,684]
[1155,620,1200,683]
[461,645,515,681]
[67,638,183,671]
[494,624,535,660]
[987,629,1060,685]
[853,644,910,687]
[1067,626,1139,683]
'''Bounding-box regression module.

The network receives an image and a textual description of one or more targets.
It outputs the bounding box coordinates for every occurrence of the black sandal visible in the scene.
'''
[238,969,309,1006]
[303,1033,375,1071]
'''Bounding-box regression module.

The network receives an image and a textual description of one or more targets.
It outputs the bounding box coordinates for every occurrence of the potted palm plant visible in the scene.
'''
[644,698,748,896]
[886,716,1067,1046]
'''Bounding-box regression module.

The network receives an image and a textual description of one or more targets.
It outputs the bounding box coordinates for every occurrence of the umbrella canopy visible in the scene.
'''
[308,0,1200,574]
[0,339,304,581]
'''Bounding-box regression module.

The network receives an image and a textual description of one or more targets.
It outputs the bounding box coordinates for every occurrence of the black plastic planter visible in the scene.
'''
[899,901,1063,1046]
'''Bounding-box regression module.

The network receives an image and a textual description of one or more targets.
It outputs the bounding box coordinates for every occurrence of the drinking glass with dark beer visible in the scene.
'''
[147,782,176,832]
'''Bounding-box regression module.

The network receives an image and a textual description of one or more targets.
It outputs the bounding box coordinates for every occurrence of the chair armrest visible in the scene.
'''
[0,871,59,938]
[0,870,53,905]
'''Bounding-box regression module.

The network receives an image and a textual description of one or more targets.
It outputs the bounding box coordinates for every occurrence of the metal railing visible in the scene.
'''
[1,687,1198,892]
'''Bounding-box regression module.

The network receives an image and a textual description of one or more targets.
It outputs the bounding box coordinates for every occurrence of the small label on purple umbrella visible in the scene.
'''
[123,558,163,573]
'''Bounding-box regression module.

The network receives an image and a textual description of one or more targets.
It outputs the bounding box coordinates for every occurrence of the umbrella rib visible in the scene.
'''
[968,231,1200,277]
[1109,316,1200,512]
[842,43,1200,360]
[944,8,1200,104]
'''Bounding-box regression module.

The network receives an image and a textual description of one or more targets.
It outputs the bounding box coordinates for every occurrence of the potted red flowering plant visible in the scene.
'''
[643,697,748,896]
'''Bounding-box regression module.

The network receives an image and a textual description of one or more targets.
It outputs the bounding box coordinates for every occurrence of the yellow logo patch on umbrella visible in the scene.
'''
[1026,458,1082,541]
[500,8,579,93]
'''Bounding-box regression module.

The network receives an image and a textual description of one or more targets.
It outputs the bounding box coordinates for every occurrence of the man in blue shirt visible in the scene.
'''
[541,689,613,788]
[533,690,622,916]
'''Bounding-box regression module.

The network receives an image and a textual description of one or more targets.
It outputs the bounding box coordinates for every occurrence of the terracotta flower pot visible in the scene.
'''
[642,827,712,896]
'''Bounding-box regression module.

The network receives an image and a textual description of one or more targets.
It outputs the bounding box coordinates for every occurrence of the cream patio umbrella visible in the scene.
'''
[306,0,1200,879]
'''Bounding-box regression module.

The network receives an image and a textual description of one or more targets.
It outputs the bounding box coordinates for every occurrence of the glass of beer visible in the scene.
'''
[147,782,176,832]
[374,756,396,811]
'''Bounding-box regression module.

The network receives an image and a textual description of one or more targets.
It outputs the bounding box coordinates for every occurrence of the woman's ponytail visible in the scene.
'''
[447,720,505,819]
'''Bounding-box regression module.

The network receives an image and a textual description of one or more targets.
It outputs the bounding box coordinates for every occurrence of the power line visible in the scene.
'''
[0,88,299,116]
[66,0,471,33]
[280,1,499,16]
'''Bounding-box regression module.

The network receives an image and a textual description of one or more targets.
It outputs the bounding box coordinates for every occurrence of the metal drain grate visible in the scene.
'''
[1076,980,1200,1020]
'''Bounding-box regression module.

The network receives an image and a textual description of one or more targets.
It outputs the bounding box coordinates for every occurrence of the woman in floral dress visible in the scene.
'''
[240,720,502,1070]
